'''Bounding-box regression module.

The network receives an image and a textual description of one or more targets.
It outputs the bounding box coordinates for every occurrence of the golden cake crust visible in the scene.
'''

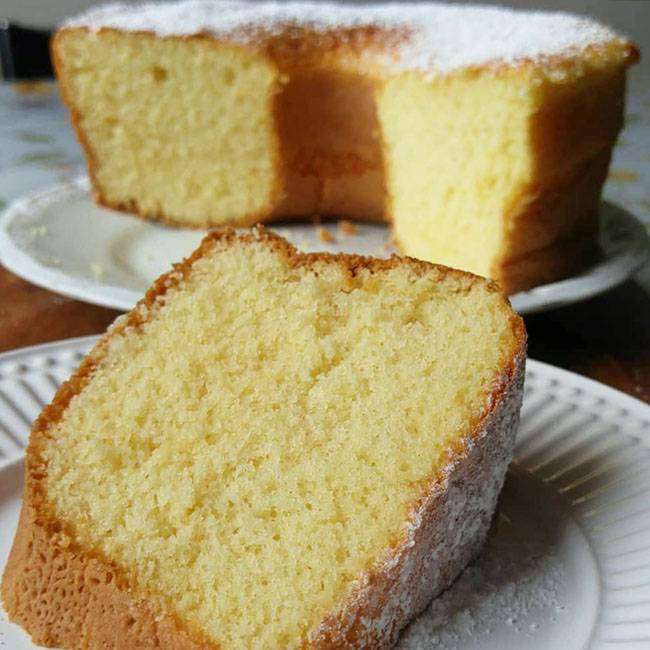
[2,228,526,648]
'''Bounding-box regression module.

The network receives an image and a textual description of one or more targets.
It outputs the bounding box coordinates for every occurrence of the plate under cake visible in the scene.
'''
[2,228,525,648]
[52,1,638,293]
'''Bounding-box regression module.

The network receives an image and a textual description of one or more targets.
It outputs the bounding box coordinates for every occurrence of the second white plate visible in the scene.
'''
[0,176,648,314]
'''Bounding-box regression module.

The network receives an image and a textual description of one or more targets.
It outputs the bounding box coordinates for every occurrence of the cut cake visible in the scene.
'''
[52,1,638,292]
[2,228,526,648]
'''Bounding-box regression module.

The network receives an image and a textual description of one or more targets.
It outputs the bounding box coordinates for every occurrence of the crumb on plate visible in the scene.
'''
[338,220,358,236]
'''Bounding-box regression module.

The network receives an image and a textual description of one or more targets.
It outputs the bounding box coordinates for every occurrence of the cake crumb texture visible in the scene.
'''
[53,29,280,226]
[339,220,359,236]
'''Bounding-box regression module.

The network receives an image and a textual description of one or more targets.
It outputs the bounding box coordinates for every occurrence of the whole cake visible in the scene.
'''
[52,1,637,293]
[2,228,525,648]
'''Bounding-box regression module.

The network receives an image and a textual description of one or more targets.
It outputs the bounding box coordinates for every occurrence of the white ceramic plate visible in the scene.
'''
[1,177,648,315]
[1,337,650,648]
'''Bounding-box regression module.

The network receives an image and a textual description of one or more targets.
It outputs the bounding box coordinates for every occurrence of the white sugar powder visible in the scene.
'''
[65,1,628,75]
[399,477,567,648]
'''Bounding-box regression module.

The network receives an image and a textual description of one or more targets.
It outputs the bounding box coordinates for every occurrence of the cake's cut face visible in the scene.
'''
[379,47,629,282]
[52,1,638,293]
[379,68,531,280]
[54,29,280,225]
[24,231,524,648]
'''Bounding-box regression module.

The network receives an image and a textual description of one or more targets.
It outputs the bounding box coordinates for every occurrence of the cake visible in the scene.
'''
[2,228,526,648]
[51,1,638,293]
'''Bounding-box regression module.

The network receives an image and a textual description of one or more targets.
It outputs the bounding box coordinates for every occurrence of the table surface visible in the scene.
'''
[1,78,649,405]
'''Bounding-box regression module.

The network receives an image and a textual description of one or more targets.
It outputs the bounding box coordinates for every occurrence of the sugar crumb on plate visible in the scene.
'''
[317,227,336,244]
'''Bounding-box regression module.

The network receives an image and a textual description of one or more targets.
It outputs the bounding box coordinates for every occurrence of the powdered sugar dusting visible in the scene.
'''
[306,353,526,646]
[398,468,579,648]
[65,1,628,75]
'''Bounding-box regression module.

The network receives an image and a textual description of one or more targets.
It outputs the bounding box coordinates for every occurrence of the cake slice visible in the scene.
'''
[2,228,526,648]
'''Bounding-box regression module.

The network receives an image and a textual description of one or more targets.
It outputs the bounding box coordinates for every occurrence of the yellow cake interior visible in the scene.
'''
[378,49,628,280]
[379,68,531,279]
[40,236,520,648]
[55,30,280,225]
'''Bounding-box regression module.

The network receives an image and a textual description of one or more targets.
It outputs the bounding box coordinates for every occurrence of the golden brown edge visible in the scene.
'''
[2,226,525,648]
